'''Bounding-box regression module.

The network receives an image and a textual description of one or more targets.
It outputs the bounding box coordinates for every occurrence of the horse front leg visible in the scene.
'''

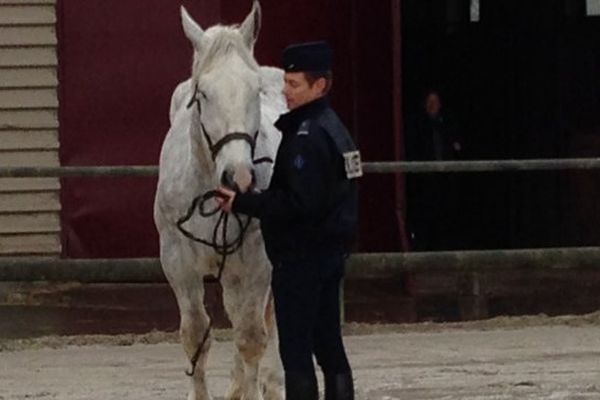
[180,302,212,400]
[222,269,270,400]
[161,245,213,400]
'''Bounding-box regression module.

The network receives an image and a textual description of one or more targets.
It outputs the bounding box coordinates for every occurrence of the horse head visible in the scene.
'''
[181,1,262,194]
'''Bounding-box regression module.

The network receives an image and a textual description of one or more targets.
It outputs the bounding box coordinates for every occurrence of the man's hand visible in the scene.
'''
[215,187,236,212]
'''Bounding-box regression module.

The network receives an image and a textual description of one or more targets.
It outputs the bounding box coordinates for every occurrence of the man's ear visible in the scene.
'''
[315,77,328,94]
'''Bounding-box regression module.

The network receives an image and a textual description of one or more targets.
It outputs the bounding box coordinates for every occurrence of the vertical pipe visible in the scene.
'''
[391,0,411,251]
[55,0,67,257]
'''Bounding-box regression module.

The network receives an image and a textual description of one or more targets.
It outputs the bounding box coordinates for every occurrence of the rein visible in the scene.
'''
[177,84,273,376]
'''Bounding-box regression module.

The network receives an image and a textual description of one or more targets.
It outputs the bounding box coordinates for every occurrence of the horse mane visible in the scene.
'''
[193,26,259,77]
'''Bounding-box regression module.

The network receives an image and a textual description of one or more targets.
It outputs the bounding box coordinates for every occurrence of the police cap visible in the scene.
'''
[282,41,333,72]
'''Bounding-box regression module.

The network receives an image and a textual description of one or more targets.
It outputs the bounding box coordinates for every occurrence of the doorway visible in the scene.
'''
[401,0,600,249]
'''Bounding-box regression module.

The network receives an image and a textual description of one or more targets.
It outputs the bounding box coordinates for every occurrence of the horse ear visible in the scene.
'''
[239,1,261,49]
[181,6,204,51]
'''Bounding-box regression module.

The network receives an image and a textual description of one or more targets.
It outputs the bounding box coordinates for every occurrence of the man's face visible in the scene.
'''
[425,93,442,118]
[283,72,325,110]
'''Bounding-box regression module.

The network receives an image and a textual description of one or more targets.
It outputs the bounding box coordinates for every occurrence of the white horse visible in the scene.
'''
[153,2,286,400]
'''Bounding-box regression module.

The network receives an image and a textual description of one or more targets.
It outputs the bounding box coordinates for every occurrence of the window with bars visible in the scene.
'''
[588,0,600,15]
[470,0,479,22]
[469,0,600,20]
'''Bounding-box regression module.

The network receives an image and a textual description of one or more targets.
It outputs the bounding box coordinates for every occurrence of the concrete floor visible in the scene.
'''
[2,317,600,399]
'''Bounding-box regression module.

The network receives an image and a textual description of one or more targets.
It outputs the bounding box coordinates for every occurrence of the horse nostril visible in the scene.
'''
[221,170,235,189]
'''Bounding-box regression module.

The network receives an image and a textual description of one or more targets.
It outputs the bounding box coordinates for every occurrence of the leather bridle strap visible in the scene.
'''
[187,83,271,163]
[201,124,258,161]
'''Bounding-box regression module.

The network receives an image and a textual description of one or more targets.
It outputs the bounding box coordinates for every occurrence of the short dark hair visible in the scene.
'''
[304,70,333,94]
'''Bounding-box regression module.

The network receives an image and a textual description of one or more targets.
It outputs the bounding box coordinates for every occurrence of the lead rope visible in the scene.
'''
[177,193,247,376]
[176,191,251,377]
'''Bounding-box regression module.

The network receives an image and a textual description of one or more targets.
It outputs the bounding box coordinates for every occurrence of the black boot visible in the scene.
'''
[324,372,354,400]
[285,372,319,400]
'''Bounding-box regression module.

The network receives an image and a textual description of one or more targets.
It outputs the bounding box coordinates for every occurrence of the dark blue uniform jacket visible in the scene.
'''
[233,97,359,262]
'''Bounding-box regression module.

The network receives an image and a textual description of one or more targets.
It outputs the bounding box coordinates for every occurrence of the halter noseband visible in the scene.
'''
[187,83,262,162]
[201,124,259,161]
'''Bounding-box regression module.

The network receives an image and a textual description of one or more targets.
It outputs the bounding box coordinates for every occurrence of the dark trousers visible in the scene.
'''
[271,252,351,376]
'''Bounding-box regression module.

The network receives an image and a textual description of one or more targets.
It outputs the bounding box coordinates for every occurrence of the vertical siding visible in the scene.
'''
[0,0,61,256]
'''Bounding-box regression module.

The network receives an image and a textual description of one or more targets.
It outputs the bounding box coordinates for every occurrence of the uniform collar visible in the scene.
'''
[275,96,329,133]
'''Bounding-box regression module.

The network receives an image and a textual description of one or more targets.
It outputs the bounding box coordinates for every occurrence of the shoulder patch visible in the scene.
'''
[297,120,310,136]
[343,150,363,179]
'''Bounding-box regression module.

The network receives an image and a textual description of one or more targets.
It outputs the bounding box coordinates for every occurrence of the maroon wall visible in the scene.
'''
[58,0,403,258]
[352,1,403,251]
[57,0,219,257]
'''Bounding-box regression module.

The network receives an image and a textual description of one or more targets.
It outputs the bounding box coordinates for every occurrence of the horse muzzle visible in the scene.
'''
[221,166,256,194]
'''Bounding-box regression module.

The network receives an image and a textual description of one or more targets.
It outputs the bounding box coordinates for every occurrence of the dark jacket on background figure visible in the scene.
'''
[406,111,464,250]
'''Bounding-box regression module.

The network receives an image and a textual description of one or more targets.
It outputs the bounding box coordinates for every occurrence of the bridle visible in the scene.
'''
[178,83,273,248]
[187,83,272,163]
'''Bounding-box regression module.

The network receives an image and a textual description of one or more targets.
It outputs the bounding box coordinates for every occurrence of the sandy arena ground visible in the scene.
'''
[2,314,600,400]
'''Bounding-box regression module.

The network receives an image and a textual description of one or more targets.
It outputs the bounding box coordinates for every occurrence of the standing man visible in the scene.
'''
[217,41,361,400]
[405,89,463,250]
[407,90,462,161]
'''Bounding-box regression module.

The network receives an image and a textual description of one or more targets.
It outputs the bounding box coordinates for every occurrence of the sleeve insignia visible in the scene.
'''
[297,120,310,136]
